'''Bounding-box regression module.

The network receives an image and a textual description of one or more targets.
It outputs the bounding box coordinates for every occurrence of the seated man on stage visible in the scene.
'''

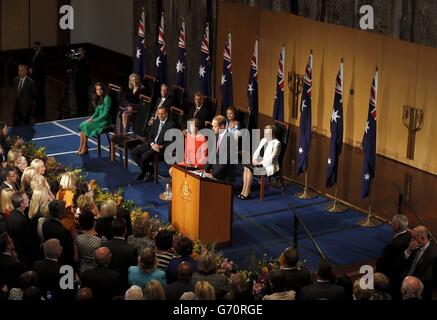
[185,92,211,129]
[131,106,176,182]
[203,115,236,183]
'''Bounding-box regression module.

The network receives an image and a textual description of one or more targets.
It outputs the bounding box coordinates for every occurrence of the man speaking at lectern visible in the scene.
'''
[203,115,236,183]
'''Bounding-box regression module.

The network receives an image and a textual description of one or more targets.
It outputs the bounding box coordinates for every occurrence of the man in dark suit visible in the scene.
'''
[0,232,27,289]
[41,200,75,267]
[376,214,411,299]
[131,105,176,181]
[165,262,194,301]
[80,246,122,300]
[13,64,37,126]
[6,191,35,267]
[0,167,19,192]
[204,115,236,182]
[144,83,173,136]
[185,92,211,129]
[280,247,312,298]
[102,217,137,290]
[29,41,47,120]
[32,239,65,300]
[398,225,437,300]
[300,259,344,300]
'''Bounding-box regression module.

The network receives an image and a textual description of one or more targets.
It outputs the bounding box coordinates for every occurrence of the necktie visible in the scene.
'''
[18,79,23,92]
[194,107,201,118]
[407,249,423,275]
[155,121,165,144]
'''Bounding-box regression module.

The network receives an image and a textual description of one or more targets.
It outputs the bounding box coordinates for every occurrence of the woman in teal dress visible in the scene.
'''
[77,83,111,155]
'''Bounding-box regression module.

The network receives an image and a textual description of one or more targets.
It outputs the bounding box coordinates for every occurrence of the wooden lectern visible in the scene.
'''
[171,166,233,246]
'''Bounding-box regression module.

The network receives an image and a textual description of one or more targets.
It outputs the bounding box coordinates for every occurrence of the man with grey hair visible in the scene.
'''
[401,276,424,300]
[124,285,144,300]
[376,214,411,300]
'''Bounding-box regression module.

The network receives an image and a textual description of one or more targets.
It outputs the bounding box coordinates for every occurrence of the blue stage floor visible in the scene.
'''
[17,118,393,272]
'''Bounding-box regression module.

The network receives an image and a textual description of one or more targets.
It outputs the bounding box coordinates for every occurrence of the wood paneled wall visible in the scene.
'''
[216,1,437,175]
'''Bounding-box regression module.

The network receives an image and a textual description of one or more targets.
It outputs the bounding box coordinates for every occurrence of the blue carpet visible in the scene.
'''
[21,118,393,271]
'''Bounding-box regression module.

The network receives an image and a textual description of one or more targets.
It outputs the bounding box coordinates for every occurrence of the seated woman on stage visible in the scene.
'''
[169,118,208,177]
[239,125,281,200]
[121,73,145,134]
[77,83,111,155]
[225,107,242,137]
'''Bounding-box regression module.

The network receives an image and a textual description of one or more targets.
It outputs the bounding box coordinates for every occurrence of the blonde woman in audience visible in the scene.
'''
[124,285,144,300]
[128,248,166,288]
[194,281,216,300]
[14,156,28,177]
[20,166,37,196]
[28,187,51,220]
[56,172,77,209]
[7,149,22,167]
[30,159,46,175]
[95,199,117,240]
[76,194,99,218]
[144,279,166,300]
[30,175,54,199]
[0,188,14,217]
[127,213,155,253]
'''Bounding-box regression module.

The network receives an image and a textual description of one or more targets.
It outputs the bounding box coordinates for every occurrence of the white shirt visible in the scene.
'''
[18,76,27,92]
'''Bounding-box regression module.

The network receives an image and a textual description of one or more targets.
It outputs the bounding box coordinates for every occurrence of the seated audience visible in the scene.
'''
[166,236,198,284]
[263,270,296,300]
[124,285,144,300]
[185,92,211,129]
[76,210,107,273]
[96,199,117,240]
[165,262,194,301]
[144,279,166,300]
[128,248,166,288]
[401,276,424,300]
[154,229,175,271]
[77,82,111,155]
[127,212,155,253]
[224,273,253,301]
[239,125,281,200]
[192,251,229,299]
[299,259,344,300]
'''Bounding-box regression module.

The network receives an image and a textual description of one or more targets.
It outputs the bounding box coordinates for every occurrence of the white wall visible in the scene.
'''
[70,0,133,56]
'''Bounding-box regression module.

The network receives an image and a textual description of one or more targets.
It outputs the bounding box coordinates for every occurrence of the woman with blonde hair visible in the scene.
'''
[95,199,117,240]
[56,172,77,209]
[30,175,54,200]
[127,213,154,253]
[7,149,22,167]
[128,248,166,288]
[14,156,28,176]
[28,187,50,220]
[195,281,216,300]
[21,166,37,196]
[30,159,46,175]
[0,188,14,217]
[144,279,166,300]
[121,73,145,133]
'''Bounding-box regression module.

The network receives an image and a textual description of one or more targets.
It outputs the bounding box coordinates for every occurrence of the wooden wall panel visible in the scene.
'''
[30,0,58,47]
[1,0,29,50]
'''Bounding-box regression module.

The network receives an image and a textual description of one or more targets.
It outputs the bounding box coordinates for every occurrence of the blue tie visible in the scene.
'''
[155,121,164,144]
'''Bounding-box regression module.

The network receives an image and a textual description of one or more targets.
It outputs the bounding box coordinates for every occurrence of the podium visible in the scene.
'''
[171,166,233,246]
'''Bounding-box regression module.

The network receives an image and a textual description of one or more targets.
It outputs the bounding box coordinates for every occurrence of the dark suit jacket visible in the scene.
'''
[282,268,312,297]
[377,231,411,275]
[42,218,75,267]
[299,281,345,300]
[0,137,10,161]
[32,258,62,299]
[149,118,177,151]
[205,132,236,182]
[185,105,211,128]
[153,96,173,113]
[398,243,437,299]
[0,253,27,288]
[80,266,122,300]
[6,209,35,266]
[14,76,37,115]
[30,50,47,84]
[165,279,194,301]
[0,182,18,192]
[103,238,137,289]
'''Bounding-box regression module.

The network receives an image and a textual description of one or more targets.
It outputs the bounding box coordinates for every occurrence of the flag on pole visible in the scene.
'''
[296,52,313,174]
[326,61,344,188]
[361,69,378,199]
[198,24,211,96]
[134,8,146,80]
[247,39,259,126]
[220,32,233,114]
[272,46,285,122]
[156,12,167,83]
[176,21,186,88]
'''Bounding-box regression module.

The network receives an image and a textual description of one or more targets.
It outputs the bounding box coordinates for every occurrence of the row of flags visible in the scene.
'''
[134,9,378,199]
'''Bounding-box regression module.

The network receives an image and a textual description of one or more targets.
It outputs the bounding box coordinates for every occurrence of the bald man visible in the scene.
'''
[80,247,122,300]
[401,276,424,300]
[398,225,437,300]
[164,262,194,301]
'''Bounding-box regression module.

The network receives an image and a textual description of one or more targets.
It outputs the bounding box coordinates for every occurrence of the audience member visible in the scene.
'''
[224,273,253,301]
[127,213,155,253]
[263,270,296,300]
[96,199,117,240]
[154,229,175,270]
[128,248,166,288]
[0,188,14,217]
[278,247,311,298]
[165,261,194,301]
[0,167,19,192]
[75,287,93,300]
[144,279,166,300]
[194,281,215,300]
[166,236,198,283]
[0,232,26,289]
[124,285,144,300]
[401,276,424,300]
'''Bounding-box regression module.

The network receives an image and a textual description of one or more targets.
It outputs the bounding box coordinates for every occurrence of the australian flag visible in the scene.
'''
[326,61,344,188]
[272,46,285,122]
[247,39,259,126]
[220,32,233,114]
[296,53,313,175]
[361,69,378,199]
[134,8,146,80]
[155,13,167,83]
[198,24,211,96]
[176,21,186,88]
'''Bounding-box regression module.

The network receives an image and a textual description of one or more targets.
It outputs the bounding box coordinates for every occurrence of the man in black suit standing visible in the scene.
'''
[204,115,236,182]
[80,246,122,300]
[6,191,34,266]
[300,259,344,300]
[280,247,312,298]
[185,92,211,129]
[0,232,27,289]
[29,41,47,121]
[398,225,437,300]
[131,105,176,181]
[41,200,75,267]
[0,167,19,192]
[13,64,37,126]
[102,217,137,290]
[376,214,411,299]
